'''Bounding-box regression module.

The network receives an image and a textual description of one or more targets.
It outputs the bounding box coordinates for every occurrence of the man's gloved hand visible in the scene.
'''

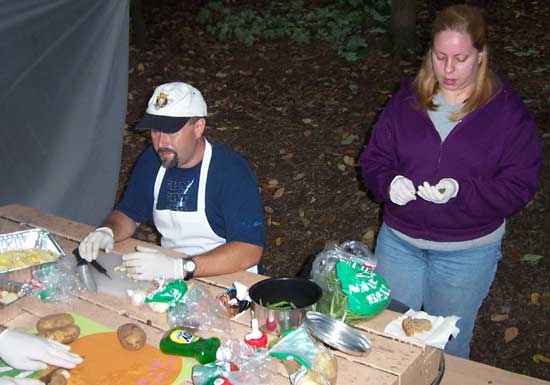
[417,179,459,204]
[0,377,45,385]
[389,175,417,206]
[78,227,114,262]
[0,330,83,371]
[122,245,184,281]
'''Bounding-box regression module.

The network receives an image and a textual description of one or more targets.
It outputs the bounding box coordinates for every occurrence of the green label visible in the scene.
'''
[169,329,199,344]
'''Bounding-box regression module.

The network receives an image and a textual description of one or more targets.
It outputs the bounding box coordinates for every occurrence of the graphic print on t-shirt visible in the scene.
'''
[156,168,199,212]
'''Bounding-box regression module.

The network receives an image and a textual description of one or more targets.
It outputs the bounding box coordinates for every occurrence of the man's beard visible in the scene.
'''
[157,148,179,168]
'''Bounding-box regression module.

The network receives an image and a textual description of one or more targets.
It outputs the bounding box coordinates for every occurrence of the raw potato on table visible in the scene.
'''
[37,313,80,344]
[117,323,147,351]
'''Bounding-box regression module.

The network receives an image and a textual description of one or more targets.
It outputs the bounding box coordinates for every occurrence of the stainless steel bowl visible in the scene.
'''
[249,277,322,336]
[304,311,371,356]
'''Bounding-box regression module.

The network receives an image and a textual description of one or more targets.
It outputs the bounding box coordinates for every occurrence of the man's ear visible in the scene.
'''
[193,118,206,138]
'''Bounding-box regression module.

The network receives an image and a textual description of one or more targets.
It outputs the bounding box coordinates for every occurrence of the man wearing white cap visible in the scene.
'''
[78,82,265,280]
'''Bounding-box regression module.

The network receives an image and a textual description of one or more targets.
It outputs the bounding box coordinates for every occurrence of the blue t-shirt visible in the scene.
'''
[116,142,266,248]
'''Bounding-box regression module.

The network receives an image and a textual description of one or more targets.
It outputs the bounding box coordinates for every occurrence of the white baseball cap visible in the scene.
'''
[136,82,207,133]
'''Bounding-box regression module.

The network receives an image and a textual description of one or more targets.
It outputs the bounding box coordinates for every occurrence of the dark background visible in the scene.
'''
[121,0,549,380]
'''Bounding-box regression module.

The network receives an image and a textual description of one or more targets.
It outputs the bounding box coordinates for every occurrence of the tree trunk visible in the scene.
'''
[390,0,416,59]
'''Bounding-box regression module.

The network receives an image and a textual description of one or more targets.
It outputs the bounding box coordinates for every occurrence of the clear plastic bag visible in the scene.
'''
[309,241,386,323]
[269,326,337,385]
[168,281,232,334]
[192,338,277,385]
[29,264,84,302]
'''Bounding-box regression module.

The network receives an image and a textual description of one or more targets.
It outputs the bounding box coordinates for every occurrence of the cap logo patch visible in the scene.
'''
[154,92,169,109]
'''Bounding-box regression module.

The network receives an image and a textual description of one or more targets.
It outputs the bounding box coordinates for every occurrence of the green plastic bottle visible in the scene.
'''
[159,328,221,365]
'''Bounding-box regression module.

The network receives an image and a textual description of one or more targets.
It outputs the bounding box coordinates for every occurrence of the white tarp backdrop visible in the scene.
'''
[0,0,129,226]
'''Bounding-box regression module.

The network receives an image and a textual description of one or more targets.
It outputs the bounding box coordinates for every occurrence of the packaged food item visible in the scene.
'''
[217,282,251,318]
[160,328,220,365]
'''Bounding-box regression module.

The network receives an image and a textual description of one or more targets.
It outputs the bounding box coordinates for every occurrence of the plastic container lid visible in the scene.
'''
[304,311,371,356]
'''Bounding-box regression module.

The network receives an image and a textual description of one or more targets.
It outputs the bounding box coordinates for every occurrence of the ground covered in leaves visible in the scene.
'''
[121,0,549,380]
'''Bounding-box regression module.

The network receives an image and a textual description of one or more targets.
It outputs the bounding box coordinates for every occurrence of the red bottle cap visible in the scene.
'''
[244,319,268,348]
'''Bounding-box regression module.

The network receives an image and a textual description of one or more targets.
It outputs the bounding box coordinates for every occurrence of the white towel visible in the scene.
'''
[384,309,460,350]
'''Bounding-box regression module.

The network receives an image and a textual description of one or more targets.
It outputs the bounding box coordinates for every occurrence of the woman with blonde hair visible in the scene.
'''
[359,4,542,358]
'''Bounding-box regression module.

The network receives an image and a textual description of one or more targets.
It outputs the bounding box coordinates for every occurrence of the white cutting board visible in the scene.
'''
[90,253,148,297]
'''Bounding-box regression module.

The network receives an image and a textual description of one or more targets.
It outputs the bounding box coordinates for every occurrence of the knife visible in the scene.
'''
[73,247,112,279]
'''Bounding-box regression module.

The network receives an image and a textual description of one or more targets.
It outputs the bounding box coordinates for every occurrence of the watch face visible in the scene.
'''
[184,259,196,273]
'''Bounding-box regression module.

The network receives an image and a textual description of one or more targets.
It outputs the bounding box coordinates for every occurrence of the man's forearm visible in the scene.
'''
[192,241,262,277]
[102,210,138,242]
[0,325,6,333]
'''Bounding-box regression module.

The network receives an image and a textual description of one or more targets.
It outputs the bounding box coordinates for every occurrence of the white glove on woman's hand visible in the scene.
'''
[78,227,114,262]
[389,175,417,206]
[417,179,459,204]
[122,245,184,281]
[0,377,45,385]
[0,330,83,371]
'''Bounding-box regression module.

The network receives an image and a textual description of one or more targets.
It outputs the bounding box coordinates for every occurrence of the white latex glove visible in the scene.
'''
[122,245,184,280]
[0,378,44,385]
[389,175,417,206]
[417,179,459,204]
[0,330,83,371]
[78,227,114,262]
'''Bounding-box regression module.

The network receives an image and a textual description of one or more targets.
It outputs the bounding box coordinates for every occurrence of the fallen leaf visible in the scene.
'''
[490,313,509,322]
[216,126,229,131]
[264,206,274,214]
[504,327,519,343]
[320,215,336,223]
[304,130,312,137]
[273,187,285,199]
[343,155,355,166]
[215,71,228,78]
[531,292,541,305]
[341,134,359,145]
[533,354,550,363]
[137,63,145,73]
[275,236,284,246]
[302,118,314,124]
[520,254,543,264]
[337,164,346,172]
[239,69,254,76]
[293,173,305,181]
[267,179,279,189]
[281,153,294,160]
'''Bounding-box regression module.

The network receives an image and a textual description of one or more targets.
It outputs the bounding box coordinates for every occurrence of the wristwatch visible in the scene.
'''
[183,258,196,280]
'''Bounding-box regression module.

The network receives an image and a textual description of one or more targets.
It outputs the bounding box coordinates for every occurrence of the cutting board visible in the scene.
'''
[91,253,149,298]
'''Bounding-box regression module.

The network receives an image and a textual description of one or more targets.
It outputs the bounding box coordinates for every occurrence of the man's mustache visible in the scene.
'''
[157,147,176,155]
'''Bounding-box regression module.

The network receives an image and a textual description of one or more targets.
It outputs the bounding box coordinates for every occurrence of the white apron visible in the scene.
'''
[153,139,258,273]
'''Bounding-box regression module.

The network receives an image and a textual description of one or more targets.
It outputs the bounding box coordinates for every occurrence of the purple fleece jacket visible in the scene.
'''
[359,77,543,242]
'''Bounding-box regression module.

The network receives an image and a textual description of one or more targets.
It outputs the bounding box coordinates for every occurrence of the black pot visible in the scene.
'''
[249,277,322,335]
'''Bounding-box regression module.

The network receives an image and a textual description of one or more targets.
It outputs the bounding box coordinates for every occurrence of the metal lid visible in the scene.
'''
[304,311,371,356]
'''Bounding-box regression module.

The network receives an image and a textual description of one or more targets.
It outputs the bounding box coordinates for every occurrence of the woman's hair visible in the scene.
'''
[414,4,498,120]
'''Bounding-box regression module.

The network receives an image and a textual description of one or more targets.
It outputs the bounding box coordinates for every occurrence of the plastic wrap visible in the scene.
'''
[168,282,232,333]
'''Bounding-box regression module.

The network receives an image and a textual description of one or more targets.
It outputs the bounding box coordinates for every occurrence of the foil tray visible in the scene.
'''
[0,279,25,308]
[0,228,64,276]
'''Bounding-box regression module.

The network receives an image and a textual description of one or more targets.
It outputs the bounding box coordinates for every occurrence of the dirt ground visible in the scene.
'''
[121,0,549,380]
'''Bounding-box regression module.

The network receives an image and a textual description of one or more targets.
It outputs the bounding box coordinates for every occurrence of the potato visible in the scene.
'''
[117,323,146,351]
[38,324,81,344]
[47,369,70,385]
[37,313,75,333]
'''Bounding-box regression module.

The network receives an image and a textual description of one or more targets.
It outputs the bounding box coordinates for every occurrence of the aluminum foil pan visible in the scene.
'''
[304,311,371,356]
[0,279,25,308]
[0,228,63,275]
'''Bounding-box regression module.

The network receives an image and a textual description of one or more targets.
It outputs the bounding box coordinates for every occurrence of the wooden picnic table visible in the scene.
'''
[0,204,547,385]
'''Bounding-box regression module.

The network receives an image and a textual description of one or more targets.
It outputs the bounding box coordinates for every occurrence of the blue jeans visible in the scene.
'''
[374,223,502,358]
